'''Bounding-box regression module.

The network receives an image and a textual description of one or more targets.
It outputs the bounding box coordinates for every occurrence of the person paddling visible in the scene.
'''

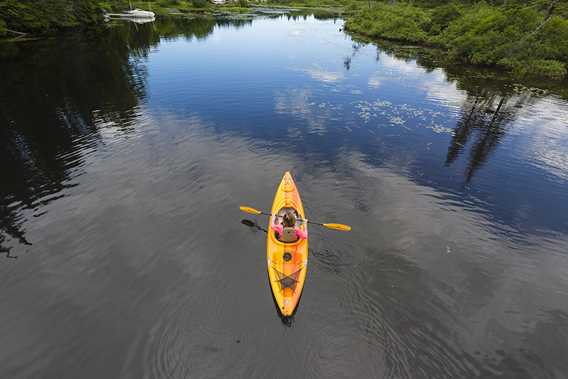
[271,210,307,242]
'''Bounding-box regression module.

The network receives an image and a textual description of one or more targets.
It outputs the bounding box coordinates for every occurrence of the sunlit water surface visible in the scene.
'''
[2,15,568,379]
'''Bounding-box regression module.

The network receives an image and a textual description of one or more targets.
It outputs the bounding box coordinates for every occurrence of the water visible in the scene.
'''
[2,15,568,378]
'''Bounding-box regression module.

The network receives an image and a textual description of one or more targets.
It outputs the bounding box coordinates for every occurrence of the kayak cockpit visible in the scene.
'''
[271,207,306,244]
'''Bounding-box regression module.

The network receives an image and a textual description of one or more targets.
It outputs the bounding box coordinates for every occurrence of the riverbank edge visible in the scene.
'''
[0,4,344,43]
[345,29,568,99]
[3,3,567,91]
[342,2,568,82]
[343,25,568,84]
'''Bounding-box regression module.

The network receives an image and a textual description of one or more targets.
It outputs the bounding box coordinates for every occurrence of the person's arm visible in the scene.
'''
[296,227,307,240]
[271,223,283,236]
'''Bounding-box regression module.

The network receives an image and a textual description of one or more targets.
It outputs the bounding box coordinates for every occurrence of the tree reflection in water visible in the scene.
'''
[445,91,531,183]
[1,17,564,256]
[0,17,239,256]
[371,40,559,184]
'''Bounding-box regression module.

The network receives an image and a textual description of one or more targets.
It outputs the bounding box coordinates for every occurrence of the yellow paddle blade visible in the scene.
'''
[322,223,352,232]
[239,206,262,215]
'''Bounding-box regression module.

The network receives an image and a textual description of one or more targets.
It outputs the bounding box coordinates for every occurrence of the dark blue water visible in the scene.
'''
[1,15,568,378]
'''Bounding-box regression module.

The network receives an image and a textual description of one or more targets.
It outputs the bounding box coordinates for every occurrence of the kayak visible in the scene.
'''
[267,171,308,317]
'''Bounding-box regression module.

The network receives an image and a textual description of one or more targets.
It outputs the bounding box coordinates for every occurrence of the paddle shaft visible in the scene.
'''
[239,205,351,231]
[254,211,324,227]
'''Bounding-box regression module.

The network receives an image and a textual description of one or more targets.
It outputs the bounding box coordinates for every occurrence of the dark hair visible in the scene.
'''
[282,211,296,227]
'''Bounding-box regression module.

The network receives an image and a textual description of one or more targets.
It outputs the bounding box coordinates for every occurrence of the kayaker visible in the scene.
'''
[271,211,307,242]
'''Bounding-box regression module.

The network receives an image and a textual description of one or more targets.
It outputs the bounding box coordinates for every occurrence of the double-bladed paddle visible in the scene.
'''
[239,206,352,232]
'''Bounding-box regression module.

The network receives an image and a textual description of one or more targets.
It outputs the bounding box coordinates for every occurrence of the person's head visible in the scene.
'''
[282,211,296,227]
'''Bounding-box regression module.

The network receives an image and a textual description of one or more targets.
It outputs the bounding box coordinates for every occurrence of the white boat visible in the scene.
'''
[104,1,155,20]
[127,16,156,24]
[122,9,155,18]
[104,8,156,20]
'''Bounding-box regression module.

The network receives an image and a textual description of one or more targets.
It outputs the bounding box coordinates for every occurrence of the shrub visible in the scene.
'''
[191,0,208,7]
[345,3,431,43]
[499,58,567,80]
[345,1,568,80]
[429,3,462,34]
[437,3,567,77]
[0,0,103,33]
[537,16,568,62]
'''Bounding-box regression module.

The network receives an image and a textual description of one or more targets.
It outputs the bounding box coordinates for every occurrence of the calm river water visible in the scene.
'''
[2,15,568,378]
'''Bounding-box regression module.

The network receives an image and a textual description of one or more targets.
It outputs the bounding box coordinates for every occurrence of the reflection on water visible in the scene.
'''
[1,15,568,378]
[446,92,523,182]
[0,17,243,256]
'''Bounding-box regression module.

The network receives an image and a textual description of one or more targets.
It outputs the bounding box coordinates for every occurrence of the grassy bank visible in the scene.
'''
[344,1,568,80]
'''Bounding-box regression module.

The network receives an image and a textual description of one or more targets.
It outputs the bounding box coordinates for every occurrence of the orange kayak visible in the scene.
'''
[267,172,308,317]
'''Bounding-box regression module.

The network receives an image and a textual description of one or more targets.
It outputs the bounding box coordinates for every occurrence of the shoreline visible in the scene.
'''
[346,30,568,99]
[343,2,568,82]
[3,2,567,88]
[0,4,343,43]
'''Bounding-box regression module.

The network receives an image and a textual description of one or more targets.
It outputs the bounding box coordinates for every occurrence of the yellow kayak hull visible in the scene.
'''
[266,172,308,317]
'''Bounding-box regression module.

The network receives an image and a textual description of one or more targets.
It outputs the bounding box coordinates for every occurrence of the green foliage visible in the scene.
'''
[345,3,431,43]
[346,0,568,80]
[73,0,101,25]
[0,0,102,34]
[345,0,359,12]
[437,3,568,78]
[429,3,462,34]
[2,0,566,80]
[538,15,568,62]
[437,4,539,64]
[98,1,114,11]
[98,1,131,12]
[191,0,208,8]
[500,58,567,79]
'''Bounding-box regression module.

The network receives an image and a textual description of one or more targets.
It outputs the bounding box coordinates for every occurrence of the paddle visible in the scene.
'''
[239,206,352,232]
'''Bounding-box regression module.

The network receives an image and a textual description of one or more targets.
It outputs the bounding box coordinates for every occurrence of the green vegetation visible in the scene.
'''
[0,0,338,37]
[263,0,347,8]
[0,0,101,34]
[345,1,568,80]
[192,0,209,8]
[0,0,268,36]
[2,0,567,80]
[257,0,347,16]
